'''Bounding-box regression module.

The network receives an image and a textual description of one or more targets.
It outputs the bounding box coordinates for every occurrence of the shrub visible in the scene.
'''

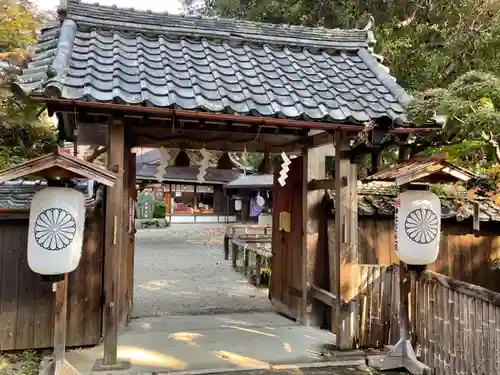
[153,201,166,218]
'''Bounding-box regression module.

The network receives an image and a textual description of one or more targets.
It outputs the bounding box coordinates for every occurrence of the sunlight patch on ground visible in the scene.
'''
[213,351,270,368]
[168,332,204,347]
[109,346,187,370]
[138,280,173,291]
[216,317,254,326]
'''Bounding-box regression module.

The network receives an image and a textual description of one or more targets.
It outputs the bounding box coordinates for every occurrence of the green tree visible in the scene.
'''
[408,71,500,170]
[0,0,59,169]
[184,0,500,172]
[188,0,500,92]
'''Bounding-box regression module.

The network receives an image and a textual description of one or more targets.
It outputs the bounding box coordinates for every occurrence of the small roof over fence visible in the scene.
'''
[0,150,117,186]
[364,154,476,185]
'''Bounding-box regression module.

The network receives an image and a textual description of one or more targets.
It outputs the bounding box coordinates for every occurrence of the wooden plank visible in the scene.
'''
[307,179,334,191]
[475,299,484,375]
[102,117,126,366]
[67,237,85,346]
[32,264,54,349]
[0,223,22,350]
[495,307,500,374]
[310,285,336,307]
[449,290,458,374]
[489,304,496,375]
[14,223,36,349]
[84,204,104,346]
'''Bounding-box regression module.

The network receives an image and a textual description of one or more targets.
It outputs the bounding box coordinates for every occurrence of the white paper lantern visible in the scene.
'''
[234,198,242,211]
[27,187,86,275]
[395,190,441,265]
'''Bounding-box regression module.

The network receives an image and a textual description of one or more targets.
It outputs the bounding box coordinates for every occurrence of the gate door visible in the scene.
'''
[270,156,304,320]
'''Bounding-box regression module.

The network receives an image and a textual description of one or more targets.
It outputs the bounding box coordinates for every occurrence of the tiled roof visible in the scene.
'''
[327,184,500,222]
[364,155,477,184]
[13,0,410,123]
[0,180,97,211]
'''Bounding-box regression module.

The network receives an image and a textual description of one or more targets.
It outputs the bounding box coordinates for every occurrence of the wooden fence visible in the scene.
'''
[0,208,104,351]
[359,264,500,375]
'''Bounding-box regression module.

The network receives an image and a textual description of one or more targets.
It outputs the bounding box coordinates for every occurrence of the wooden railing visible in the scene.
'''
[223,224,271,260]
[359,264,500,375]
[229,234,272,287]
[413,270,500,375]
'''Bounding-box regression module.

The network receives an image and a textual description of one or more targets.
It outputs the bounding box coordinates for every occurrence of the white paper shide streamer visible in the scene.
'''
[395,190,441,265]
[155,147,172,182]
[278,152,291,187]
[197,148,210,183]
[27,187,86,275]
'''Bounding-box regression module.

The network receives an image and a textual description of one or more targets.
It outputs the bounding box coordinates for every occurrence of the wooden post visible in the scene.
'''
[127,151,136,319]
[334,130,359,350]
[48,274,79,375]
[93,117,131,371]
[122,143,132,321]
[169,183,173,223]
[194,184,197,224]
[303,139,335,326]
[53,275,67,367]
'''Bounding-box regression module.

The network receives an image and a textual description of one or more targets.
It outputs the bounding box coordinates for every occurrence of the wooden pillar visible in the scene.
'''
[303,140,334,326]
[127,151,136,318]
[334,130,359,350]
[121,143,132,322]
[193,184,197,224]
[169,183,173,223]
[96,117,130,370]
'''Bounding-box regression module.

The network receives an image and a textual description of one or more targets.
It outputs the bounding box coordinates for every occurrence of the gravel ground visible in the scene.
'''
[132,224,273,318]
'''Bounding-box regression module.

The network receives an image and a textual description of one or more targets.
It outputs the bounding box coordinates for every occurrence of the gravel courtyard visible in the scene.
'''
[132,224,273,318]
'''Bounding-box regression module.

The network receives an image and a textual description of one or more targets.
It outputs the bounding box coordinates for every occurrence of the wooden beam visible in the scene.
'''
[310,284,337,307]
[95,117,131,371]
[308,179,334,191]
[305,131,334,148]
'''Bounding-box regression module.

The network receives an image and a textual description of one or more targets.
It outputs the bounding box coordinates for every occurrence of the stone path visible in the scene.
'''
[132,224,273,318]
